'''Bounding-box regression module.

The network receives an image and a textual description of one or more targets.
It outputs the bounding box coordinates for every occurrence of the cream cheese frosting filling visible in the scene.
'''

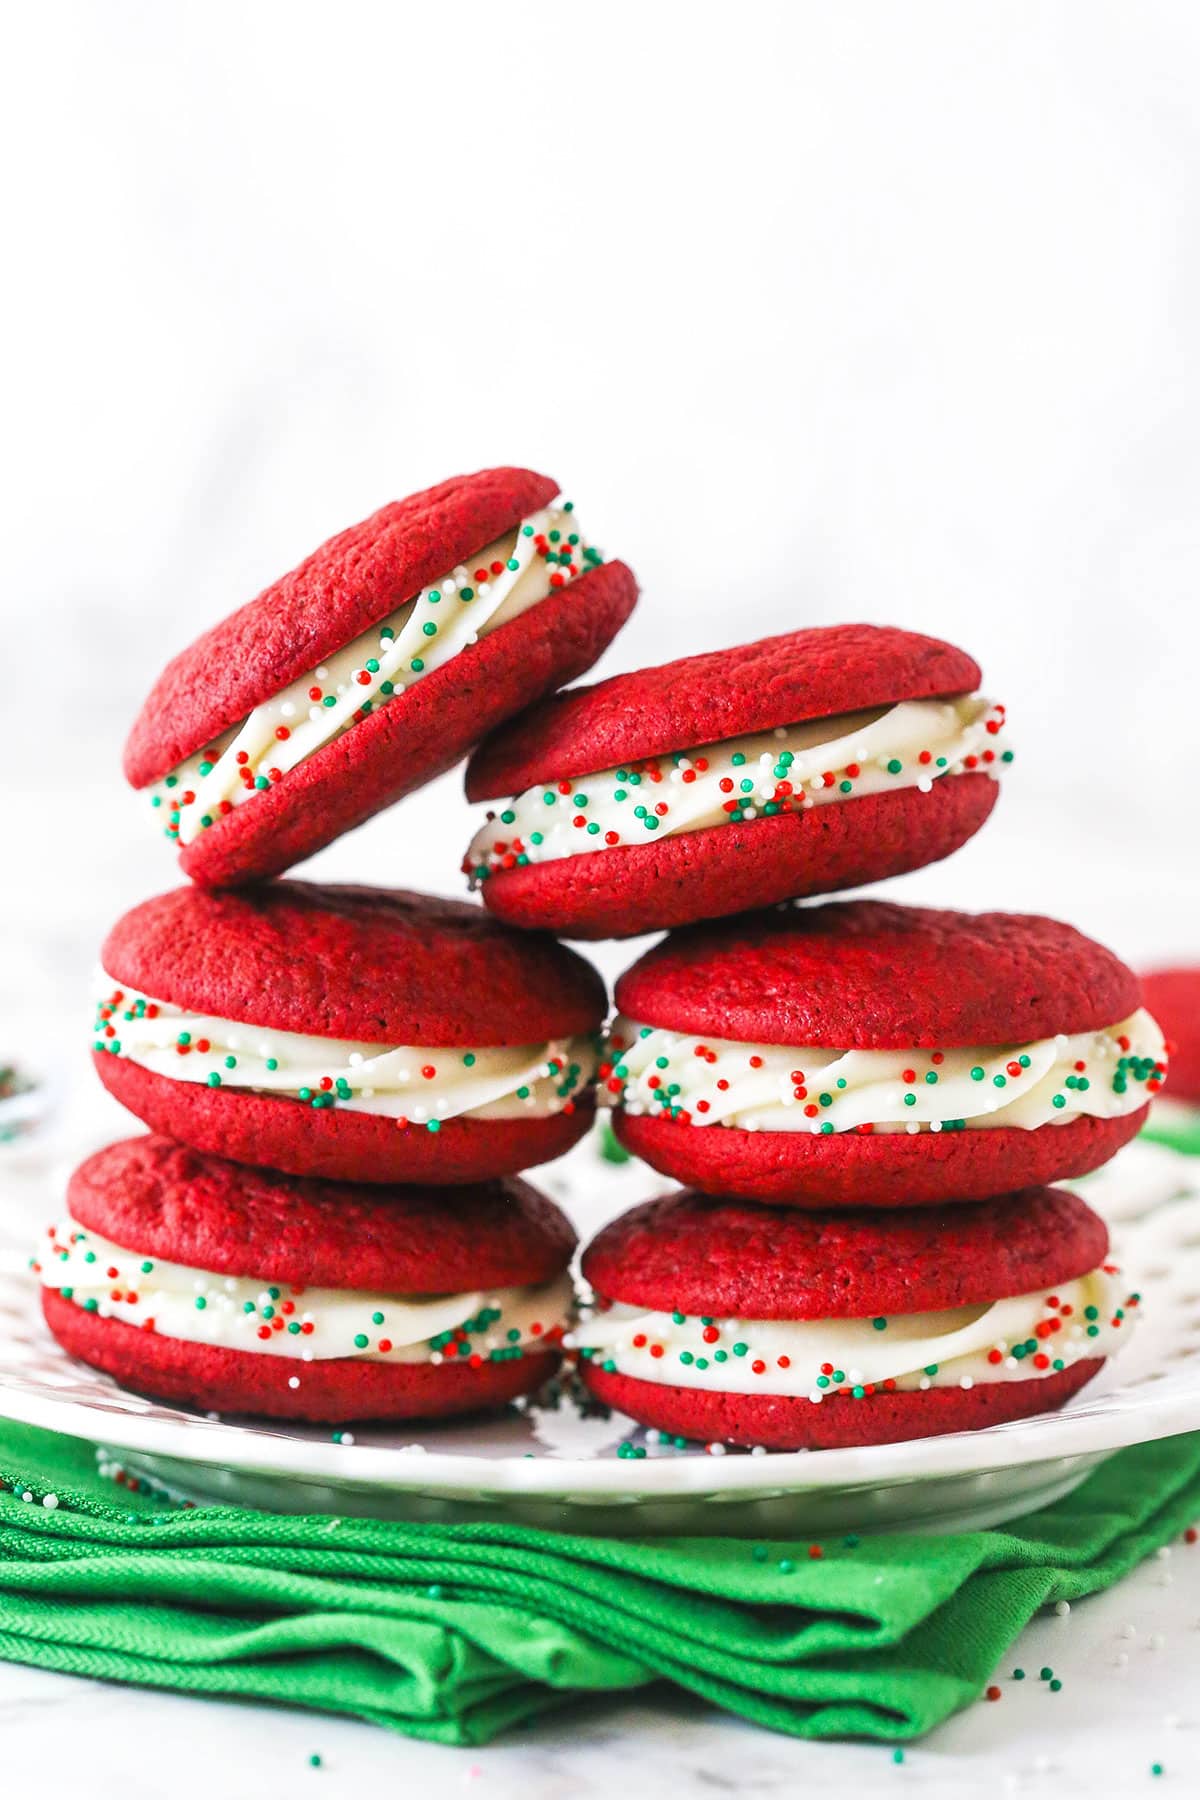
[152,500,599,847]
[467,694,1009,880]
[35,1219,574,1364]
[601,1009,1167,1134]
[92,975,598,1129]
[571,1265,1135,1400]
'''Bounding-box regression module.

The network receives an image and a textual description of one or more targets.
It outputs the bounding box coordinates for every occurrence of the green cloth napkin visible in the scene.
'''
[0,1421,1198,1747]
[1143,1109,1200,1157]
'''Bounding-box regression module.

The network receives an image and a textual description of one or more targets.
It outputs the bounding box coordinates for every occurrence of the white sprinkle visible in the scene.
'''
[288,1376,300,1390]
[280,701,296,718]
[750,1444,768,1457]
[1116,1650,1129,1666]
[339,1432,355,1447]
[1054,1600,1071,1617]
[1119,1622,1138,1639]
[42,1493,59,1509]
[1156,1545,1173,1561]
[707,1442,727,1457]
[21,1491,33,1503]
[1150,1632,1166,1650]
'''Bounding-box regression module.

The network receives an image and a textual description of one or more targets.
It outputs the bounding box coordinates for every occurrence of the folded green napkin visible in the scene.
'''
[1143,1110,1200,1157]
[1,1420,1197,1747]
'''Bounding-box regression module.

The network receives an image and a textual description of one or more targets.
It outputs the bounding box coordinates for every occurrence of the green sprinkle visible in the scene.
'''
[194,1296,207,1311]
[354,1334,369,1349]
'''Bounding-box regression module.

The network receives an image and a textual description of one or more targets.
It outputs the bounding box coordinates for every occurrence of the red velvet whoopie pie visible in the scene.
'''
[574,1187,1131,1450]
[1139,968,1200,1105]
[604,900,1168,1206]
[38,1137,576,1422]
[92,882,606,1185]
[125,467,638,888]
[464,623,1007,938]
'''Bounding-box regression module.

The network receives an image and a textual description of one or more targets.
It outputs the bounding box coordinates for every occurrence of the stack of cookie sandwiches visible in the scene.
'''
[464,625,1168,1448]
[38,468,637,1422]
[38,470,1170,1451]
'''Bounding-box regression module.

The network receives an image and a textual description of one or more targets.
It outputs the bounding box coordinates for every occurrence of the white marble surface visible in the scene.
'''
[4,0,1200,1788]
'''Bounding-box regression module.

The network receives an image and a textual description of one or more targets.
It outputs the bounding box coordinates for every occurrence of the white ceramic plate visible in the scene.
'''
[1,1138,1198,1535]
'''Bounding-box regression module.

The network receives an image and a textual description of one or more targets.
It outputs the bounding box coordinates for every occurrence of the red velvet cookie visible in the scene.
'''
[37,1136,576,1423]
[606,900,1168,1205]
[93,882,606,1184]
[576,1188,1124,1449]
[464,623,1006,938]
[1140,969,1200,1105]
[125,468,638,889]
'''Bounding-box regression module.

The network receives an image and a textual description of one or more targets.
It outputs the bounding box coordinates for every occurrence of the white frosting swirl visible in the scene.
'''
[467,695,1008,878]
[152,501,598,846]
[603,1009,1166,1134]
[571,1265,1134,1400]
[35,1218,574,1364]
[93,974,598,1127]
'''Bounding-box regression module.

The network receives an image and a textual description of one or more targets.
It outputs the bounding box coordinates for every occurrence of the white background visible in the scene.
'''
[2,1,1199,1789]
